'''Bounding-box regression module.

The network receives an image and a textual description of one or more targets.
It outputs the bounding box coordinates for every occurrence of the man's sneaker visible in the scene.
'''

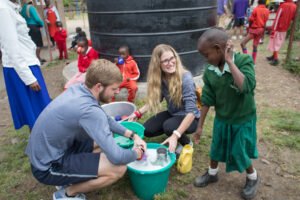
[266,55,274,61]
[241,176,260,200]
[270,59,279,66]
[194,171,219,187]
[53,189,86,200]
[232,35,237,40]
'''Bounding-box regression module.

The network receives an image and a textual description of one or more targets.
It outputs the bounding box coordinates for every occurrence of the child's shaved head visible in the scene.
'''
[197,28,229,67]
[198,28,229,50]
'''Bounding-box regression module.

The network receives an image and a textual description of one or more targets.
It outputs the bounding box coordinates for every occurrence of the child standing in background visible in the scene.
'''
[114,45,140,102]
[266,0,297,66]
[64,37,99,89]
[232,0,249,40]
[194,29,259,200]
[54,21,68,60]
[240,0,269,63]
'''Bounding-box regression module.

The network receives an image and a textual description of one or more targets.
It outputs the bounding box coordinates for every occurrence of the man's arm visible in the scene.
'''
[79,107,137,165]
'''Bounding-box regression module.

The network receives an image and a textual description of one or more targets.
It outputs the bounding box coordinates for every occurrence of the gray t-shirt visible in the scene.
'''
[162,72,201,118]
[25,84,137,171]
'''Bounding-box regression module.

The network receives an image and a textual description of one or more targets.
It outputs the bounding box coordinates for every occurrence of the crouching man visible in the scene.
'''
[26,59,146,200]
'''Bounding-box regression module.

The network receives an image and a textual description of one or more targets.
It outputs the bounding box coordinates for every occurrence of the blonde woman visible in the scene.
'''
[129,44,200,153]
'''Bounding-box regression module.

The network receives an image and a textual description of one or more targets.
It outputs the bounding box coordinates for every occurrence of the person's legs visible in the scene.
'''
[36,47,42,61]
[65,153,127,196]
[143,111,172,138]
[240,33,253,54]
[50,37,55,47]
[126,81,138,102]
[63,41,68,59]
[57,42,63,60]
[252,45,258,63]
[162,115,198,145]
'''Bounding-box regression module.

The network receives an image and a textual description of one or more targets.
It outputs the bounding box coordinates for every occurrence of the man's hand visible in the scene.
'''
[29,81,41,91]
[225,40,234,64]
[161,134,178,153]
[133,146,143,160]
[193,127,203,144]
[133,134,147,152]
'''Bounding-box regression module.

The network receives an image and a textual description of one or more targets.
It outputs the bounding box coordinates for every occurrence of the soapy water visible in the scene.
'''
[128,149,171,171]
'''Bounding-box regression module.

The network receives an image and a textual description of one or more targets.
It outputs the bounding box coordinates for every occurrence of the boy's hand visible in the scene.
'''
[270,30,275,39]
[225,40,234,64]
[193,127,203,144]
[127,113,138,121]
[114,57,118,63]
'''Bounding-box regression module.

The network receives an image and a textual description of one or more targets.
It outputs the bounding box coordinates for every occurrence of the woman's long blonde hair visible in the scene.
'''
[147,44,186,113]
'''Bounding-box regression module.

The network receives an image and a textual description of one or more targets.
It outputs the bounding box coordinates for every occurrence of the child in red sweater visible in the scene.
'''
[64,37,99,89]
[54,21,68,60]
[240,0,269,63]
[114,45,140,102]
[266,0,297,66]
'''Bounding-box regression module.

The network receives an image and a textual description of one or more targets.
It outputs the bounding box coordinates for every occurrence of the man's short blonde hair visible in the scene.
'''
[85,59,123,88]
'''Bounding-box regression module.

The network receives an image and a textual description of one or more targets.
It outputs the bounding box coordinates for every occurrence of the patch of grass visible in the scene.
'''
[44,50,77,68]
[0,126,53,199]
[259,108,300,150]
[284,60,300,75]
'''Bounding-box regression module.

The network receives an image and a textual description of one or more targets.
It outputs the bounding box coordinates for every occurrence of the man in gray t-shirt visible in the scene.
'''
[26,59,146,200]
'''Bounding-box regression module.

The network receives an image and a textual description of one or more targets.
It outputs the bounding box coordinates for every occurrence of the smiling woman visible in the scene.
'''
[128,44,200,154]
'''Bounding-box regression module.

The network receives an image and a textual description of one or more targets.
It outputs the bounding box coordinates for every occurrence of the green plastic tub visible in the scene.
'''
[113,121,145,148]
[127,143,176,200]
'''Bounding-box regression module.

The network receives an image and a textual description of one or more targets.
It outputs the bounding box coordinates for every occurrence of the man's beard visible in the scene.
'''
[98,87,110,103]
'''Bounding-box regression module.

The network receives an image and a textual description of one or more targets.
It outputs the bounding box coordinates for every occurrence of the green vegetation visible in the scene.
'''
[259,108,300,150]
[0,99,299,199]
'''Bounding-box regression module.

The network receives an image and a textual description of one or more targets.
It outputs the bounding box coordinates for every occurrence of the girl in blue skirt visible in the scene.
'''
[0,0,51,130]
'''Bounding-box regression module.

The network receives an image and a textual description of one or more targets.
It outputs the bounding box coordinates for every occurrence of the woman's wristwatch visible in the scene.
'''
[173,130,181,138]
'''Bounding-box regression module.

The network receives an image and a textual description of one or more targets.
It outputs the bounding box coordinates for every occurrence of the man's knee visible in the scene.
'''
[109,165,127,180]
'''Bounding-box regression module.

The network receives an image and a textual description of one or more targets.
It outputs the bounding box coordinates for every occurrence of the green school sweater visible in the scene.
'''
[201,53,256,124]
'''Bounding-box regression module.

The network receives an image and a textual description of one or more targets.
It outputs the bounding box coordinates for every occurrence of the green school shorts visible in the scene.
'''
[210,116,259,173]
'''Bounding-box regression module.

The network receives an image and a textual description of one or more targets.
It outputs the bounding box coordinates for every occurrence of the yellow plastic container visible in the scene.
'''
[177,144,194,174]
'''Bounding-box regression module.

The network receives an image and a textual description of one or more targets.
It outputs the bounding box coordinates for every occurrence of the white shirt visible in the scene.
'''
[0,0,40,85]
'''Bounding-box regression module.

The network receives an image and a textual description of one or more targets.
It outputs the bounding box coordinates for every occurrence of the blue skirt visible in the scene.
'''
[3,65,51,130]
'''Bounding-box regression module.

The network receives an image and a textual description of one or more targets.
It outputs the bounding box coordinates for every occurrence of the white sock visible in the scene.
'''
[208,166,218,176]
[247,168,257,180]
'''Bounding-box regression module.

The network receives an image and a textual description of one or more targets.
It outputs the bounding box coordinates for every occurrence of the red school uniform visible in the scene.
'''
[54,28,68,59]
[44,5,58,37]
[78,47,99,73]
[117,56,140,102]
[249,5,269,29]
[248,4,270,46]
[272,0,296,32]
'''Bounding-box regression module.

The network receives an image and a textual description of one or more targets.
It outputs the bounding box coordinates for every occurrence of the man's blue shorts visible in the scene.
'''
[31,139,100,186]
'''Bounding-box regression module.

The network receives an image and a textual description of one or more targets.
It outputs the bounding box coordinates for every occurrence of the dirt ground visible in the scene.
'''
[0,38,299,199]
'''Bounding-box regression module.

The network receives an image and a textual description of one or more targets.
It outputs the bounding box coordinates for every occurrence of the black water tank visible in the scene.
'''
[86,0,217,81]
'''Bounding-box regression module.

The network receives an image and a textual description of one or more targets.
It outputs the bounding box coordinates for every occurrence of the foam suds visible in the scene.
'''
[128,149,171,171]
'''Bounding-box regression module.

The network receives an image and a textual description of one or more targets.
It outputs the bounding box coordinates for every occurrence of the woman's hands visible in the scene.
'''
[29,81,41,91]
[162,133,178,153]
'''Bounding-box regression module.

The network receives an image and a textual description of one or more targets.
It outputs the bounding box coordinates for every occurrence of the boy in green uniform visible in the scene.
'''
[193,28,259,200]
